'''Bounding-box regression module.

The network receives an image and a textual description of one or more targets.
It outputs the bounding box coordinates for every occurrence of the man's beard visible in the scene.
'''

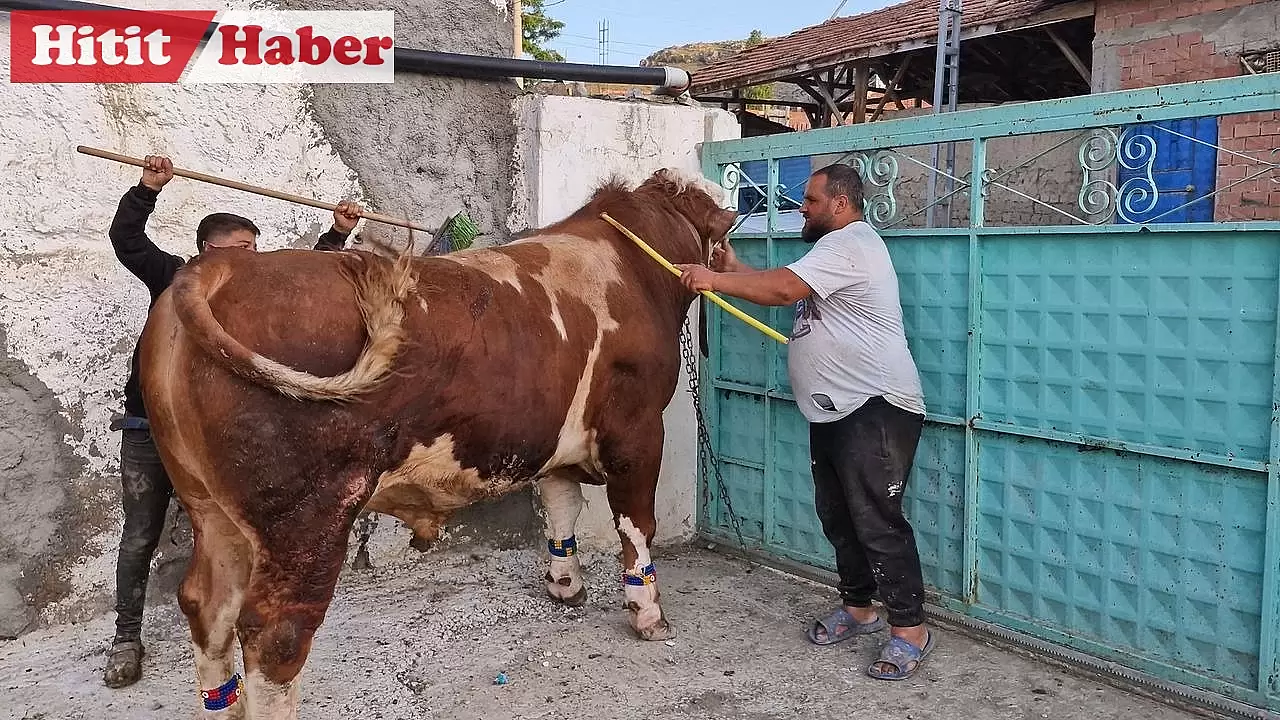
[800,216,830,242]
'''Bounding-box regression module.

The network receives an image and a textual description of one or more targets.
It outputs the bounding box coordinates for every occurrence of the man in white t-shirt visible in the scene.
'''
[675,163,933,681]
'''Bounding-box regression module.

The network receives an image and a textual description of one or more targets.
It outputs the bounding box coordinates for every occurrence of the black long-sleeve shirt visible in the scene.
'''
[111,182,351,420]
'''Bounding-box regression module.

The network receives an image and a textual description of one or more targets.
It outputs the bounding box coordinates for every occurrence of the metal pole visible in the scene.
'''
[926,0,962,228]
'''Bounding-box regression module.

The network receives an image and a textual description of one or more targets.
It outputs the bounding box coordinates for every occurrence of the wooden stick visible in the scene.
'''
[600,212,789,345]
[76,145,432,233]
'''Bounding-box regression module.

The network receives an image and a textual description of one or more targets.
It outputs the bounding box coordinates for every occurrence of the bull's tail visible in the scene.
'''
[169,250,416,402]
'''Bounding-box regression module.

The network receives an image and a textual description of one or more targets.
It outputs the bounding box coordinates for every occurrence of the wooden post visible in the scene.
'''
[852,64,870,123]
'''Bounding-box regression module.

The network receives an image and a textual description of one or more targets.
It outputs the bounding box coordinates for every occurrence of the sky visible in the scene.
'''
[540,0,900,66]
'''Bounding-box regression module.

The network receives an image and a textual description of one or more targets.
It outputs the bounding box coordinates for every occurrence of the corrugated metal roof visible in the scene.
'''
[689,0,1086,94]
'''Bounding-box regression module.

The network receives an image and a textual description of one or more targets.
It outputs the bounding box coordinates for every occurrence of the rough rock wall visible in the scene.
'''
[284,0,522,250]
[0,0,518,635]
[0,325,87,638]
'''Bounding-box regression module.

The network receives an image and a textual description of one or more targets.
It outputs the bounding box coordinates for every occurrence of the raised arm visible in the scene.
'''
[108,155,184,299]
[313,200,362,251]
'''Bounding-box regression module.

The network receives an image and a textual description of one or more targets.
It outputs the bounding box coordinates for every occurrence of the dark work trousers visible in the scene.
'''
[113,426,174,643]
[809,395,927,628]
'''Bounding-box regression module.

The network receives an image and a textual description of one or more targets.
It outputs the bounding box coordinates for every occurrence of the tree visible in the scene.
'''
[742,30,773,102]
[522,0,565,62]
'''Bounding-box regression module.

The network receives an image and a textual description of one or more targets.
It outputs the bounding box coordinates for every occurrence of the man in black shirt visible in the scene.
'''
[103,154,362,688]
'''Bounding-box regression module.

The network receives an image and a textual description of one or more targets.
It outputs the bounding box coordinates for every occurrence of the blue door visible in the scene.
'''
[1116,117,1218,223]
[737,157,811,216]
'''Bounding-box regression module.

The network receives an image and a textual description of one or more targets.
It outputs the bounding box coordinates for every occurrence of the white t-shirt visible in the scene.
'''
[784,221,926,423]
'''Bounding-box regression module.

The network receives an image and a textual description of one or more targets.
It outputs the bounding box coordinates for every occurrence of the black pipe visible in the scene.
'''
[395,48,688,89]
[0,0,692,90]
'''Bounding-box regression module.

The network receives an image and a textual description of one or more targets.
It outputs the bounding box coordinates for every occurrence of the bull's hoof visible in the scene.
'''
[635,617,675,642]
[547,585,588,607]
[543,572,588,606]
[628,604,674,641]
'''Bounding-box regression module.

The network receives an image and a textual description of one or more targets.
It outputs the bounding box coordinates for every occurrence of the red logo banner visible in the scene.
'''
[9,10,216,83]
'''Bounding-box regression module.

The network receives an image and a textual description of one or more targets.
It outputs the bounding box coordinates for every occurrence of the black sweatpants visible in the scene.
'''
[809,395,926,628]
[113,426,174,643]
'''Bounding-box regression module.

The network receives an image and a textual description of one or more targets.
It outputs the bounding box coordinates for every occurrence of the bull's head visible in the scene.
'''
[637,168,738,266]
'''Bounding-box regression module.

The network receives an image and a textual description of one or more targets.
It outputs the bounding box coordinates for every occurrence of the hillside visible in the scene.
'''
[639,38,758,72]
[571,32,789,104]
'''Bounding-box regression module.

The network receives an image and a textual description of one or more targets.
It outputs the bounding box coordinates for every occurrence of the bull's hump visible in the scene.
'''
[436,249,524,292]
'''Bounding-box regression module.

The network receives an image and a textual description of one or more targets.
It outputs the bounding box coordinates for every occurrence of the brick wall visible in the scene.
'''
[1216,112,1280,221]
[1094,0,1280,221]
[1097,0,1265,31]
[1115,32,1241,87]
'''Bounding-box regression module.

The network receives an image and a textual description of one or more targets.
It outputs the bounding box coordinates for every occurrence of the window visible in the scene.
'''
[1240,48,1280,75]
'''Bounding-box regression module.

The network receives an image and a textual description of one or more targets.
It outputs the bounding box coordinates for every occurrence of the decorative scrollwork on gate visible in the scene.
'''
[1078,129,1118,217]
[1117,132,1159,221]
[852,150,900,227]
[720,163,742,194]
[1077,127,1160,223]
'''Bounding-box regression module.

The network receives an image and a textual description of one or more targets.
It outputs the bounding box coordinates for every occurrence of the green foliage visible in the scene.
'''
[742,31,773,102]
[522,0,565,62]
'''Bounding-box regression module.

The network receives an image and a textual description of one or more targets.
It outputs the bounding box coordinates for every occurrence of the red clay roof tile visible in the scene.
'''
[689,0,1075,93]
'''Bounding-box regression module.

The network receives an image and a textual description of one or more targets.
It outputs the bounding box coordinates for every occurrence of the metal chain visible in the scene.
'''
[679,316,748,551]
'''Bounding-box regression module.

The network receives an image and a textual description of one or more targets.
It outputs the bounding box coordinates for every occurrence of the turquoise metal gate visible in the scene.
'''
[696,74,1280,716]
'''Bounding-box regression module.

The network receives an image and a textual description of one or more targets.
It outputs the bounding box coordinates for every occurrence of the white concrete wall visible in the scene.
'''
[509,94,740,548]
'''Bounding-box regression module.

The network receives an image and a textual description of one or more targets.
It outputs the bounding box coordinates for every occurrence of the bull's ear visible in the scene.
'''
[708,207,737,242]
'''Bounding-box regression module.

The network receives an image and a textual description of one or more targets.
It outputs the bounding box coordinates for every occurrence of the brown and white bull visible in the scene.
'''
[136,168,735,718]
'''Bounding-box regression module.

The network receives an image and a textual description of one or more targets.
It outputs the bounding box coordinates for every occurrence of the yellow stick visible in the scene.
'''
[600,212,789,345]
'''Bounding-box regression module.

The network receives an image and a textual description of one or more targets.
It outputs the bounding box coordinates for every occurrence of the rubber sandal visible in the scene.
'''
[806,607,887,645]
[867,631,935,680]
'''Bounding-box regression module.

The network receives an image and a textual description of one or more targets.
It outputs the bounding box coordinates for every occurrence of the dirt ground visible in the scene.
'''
[1,543,1209,720]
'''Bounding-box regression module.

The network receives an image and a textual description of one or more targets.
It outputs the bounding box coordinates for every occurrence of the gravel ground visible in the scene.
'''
[1,543,1210,720]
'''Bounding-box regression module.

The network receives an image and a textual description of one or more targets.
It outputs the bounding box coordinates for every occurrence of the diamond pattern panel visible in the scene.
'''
[715,237,771,388]
[771,235,969,414]
[892,237,970,418]
[976,432,1266,687]
[981,233,1277,461]
[902,425,966,595]
[715,389,766,466]
[708,461,766,543]
[769,402,833,564]
[771,239,811,396]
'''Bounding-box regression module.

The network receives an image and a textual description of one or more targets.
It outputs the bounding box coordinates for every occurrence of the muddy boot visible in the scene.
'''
[103,638,145,688]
